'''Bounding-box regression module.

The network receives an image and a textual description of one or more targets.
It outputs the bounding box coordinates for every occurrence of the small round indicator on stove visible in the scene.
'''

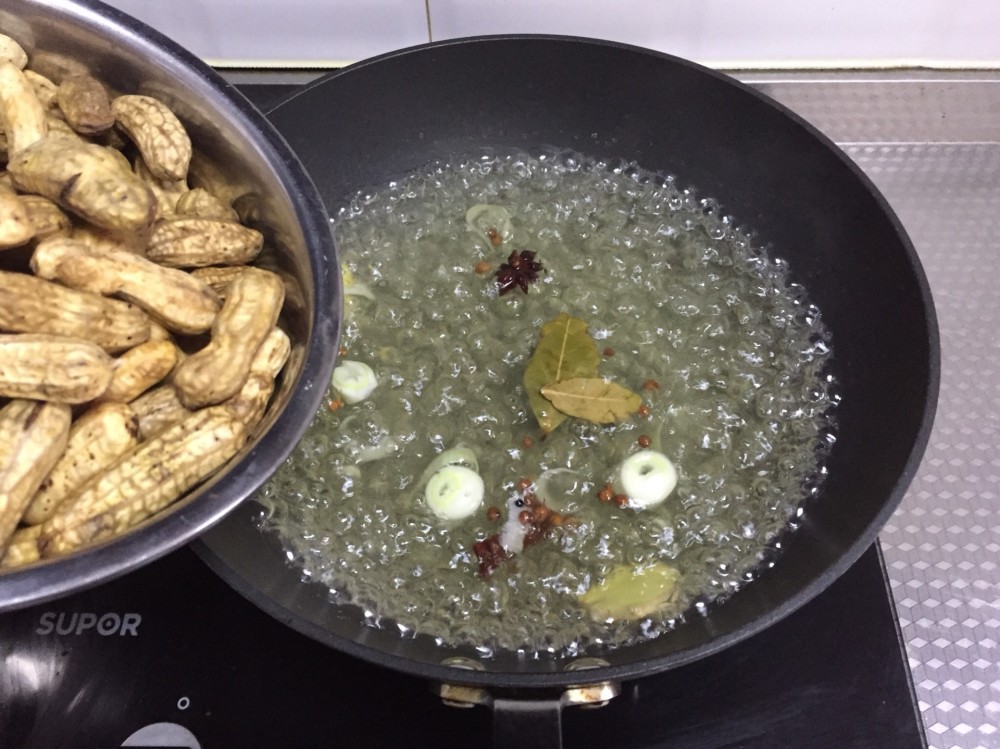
[120,722,200,748]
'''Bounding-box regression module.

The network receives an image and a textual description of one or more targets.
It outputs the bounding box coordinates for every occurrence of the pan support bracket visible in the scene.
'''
[434,657,621,749]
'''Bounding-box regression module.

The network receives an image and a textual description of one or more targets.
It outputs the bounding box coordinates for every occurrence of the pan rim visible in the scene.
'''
[197,33,941,690]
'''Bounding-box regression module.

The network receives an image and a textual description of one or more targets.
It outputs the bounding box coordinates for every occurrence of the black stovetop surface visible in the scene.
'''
[0,542,924,749]
[0,82,926,749]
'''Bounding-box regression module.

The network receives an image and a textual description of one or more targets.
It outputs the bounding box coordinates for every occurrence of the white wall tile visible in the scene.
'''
[100,0,430,66]
[427,0,1000,67]
[97,0,1000,68]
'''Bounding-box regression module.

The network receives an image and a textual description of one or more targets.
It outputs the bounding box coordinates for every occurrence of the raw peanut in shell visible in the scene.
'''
[8,136,156,234]
[70,223,146,256]
[189,265,248,297]
[196,264,305,312]
[0,33,28,70]
[38,405,247,558]
[102,144,133,177]
[112,94,192,182]
[172,268,285,408]
[100,339,179,403]
[0,45,299,565]
[146,217,264,268]
[175,188,238,221]
[0,270,151,352]
[18,194,72,239]
[134,154,188,219]
[146,320,173,342]
[31,237,221,334]
[56,74,114,135]
[0,333,114,403]
[20,401,140,525]
[23,70,59,109]
[130,384,192,440]
[0,525,41,569]
[0,399,72,553]
[0,191,33,249]
[43,115,84,142]
[0,61,48,155]
[222,327,291,427]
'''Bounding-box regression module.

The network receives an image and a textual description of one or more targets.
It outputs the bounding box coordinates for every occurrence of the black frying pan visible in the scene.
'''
[195,36,938,745]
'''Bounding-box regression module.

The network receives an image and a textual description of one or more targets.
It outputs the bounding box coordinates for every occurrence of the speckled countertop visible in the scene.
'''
[739,70,1000,749]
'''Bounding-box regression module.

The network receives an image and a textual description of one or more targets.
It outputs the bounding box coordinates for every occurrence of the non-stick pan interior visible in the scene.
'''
[197,36,938,689]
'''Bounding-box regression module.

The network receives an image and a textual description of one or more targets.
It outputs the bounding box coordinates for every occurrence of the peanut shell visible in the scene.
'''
[0,269,151,352]
[0,191,33,249]
[32,237,221,334]
[0,400,72,553]
[112,94,192,181]
[0,61,48,155]
[8,136,156,234]
[146,217,263,268]
[0,333,114,403]
[21,401,139,525]
[172,268,284,408]
[56,74,114,135]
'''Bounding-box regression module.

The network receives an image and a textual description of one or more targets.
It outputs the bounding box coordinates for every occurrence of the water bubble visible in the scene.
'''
[271,147,836,654]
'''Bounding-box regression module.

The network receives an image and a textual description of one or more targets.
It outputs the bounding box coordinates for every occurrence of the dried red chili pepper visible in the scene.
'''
[472,534,509,576]
[473,492,571,577]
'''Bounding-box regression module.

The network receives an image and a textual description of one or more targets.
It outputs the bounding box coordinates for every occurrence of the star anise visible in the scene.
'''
[494,249,543,296]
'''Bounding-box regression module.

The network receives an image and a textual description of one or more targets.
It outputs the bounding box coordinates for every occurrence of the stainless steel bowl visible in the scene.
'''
[0,0,341,610]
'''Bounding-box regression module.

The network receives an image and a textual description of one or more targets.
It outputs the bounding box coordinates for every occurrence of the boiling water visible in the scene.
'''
[257,150,836,654]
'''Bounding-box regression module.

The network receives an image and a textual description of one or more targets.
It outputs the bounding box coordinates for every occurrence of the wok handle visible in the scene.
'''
[492,698,564,749]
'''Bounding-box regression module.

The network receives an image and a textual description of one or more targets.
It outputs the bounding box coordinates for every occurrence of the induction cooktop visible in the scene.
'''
[0,82,927,749]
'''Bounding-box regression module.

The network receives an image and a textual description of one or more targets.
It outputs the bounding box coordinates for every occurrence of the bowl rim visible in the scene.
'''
[0,0,342,612]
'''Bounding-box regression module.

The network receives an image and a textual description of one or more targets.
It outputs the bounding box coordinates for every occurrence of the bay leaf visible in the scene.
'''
[579,562,682,622]
[540,377,642,424]
[523,313,601,433]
